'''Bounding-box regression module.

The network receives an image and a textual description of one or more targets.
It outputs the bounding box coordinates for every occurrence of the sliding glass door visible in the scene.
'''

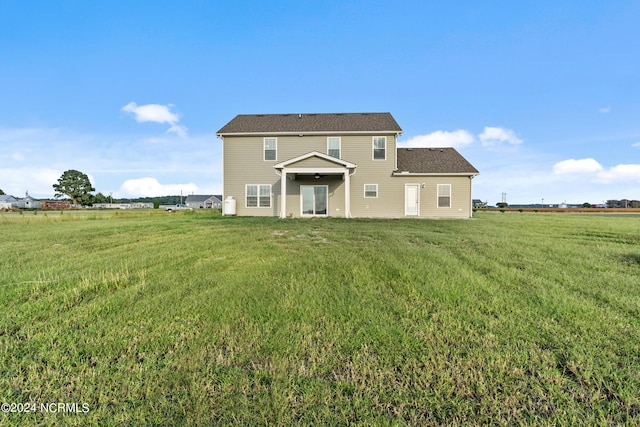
[301,185,328,216]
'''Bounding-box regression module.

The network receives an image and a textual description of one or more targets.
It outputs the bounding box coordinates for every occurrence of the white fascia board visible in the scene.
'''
[274,151,357,169]
[282,167,350,174]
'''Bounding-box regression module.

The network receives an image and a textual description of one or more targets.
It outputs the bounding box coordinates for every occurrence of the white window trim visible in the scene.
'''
[264,137,277,161]
[245,184,272,208]
[437,184,451,208]
[364,184,378,198]
[327,137,341,158]
[372,136,386,160]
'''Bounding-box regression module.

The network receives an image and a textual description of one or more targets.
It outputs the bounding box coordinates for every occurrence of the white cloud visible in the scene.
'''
[596,164,640,183]
[400,130,474,148]
[478,126,523,147]
[122,102,188,138]
[122,102,178,124]
[553,158,603,174]
[166,124,188,138]
[632,142,640,148]
[0,167,62,197]
[598,106,611,113]
[12,152,25,162]
[116,177,198,198]
[552,158,640,183]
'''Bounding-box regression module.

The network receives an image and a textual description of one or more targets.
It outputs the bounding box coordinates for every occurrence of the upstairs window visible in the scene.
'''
[327,137,341,158]
[264,138,277,161]
[373,137,386,160]
[437,184,451,208]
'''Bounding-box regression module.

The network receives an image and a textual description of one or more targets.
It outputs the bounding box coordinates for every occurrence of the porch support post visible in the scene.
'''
[344,169,351,218]
[280,169,287,218]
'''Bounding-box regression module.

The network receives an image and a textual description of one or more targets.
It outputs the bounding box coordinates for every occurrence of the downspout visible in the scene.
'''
[347,167,357,218]
[394,132,401,171]
[218,135,225,216]
[275,168,284,219]
[469,175,474,218]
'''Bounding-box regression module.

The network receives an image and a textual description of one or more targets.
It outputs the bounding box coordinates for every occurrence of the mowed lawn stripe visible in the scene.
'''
[0,210,639,425]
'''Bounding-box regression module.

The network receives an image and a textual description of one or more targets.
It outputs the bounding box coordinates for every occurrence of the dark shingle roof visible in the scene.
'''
[185,195,223,203]
[396,148,479,174]
[217,113,402,135]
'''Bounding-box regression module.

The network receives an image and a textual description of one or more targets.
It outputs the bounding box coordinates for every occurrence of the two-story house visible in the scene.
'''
[217,112,479,218]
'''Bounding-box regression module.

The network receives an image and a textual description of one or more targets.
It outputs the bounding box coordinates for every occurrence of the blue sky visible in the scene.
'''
[1,0,639,204]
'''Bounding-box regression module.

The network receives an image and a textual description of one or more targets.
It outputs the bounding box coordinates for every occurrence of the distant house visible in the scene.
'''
[185,195,223,209]
[92,203,153,209]
[0,195,17,209]
[473,199,486,208]
[14,193,41,209]
[217,112,479,218]
[41,200,71,209]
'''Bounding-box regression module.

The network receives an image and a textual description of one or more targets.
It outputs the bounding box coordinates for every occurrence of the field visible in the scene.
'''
[1,210,639,425]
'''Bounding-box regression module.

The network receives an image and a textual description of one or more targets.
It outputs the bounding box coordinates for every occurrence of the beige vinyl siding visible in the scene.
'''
[223,136,282,216]
[347,134,399,217]
[429,177,473,218]
[290,156,342,169]
[222,133,474,218]
[223,135,354,217]
[348,175,473,219]
[387,176,474,218]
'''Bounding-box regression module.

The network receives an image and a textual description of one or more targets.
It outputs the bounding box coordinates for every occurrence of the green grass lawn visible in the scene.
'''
[1,210,639,425]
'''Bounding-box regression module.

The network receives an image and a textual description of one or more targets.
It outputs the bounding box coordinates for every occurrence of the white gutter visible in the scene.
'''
[217,130,402,137]
[392,172,479,177]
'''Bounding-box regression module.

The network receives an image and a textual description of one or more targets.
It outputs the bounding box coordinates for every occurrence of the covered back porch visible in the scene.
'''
[274,151,357,218]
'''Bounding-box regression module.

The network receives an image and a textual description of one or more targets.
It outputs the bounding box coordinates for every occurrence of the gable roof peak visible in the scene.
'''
[274,151,357,169]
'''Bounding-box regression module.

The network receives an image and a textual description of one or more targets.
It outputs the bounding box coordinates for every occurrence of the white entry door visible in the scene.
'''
[405,184,419,216]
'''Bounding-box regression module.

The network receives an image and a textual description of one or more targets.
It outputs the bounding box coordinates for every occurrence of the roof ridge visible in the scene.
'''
[234,112,392,116]
[217,112,402,135]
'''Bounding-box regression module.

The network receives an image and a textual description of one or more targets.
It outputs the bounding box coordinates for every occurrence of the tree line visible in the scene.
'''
[1,170,188,207]
[54,170,189,206]
[494,200,640,209]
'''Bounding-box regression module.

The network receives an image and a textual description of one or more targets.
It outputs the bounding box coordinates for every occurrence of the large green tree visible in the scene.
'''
[53,170,95,206]
[92,192,110,204]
